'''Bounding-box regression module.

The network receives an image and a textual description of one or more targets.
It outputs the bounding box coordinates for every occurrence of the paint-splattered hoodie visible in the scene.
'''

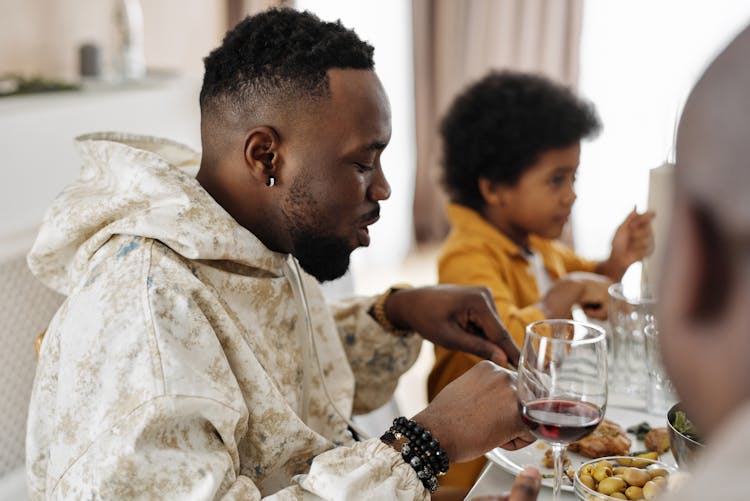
[26,133,425,500]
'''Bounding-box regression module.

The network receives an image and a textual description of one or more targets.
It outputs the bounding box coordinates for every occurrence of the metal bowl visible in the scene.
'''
[667,402,704,469]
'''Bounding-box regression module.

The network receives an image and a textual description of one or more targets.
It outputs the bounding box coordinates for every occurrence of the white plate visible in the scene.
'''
[485,406,676,491]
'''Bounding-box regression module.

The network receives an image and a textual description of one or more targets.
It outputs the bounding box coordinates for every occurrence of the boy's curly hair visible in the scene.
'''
[200,8,374,114]
[440,71,601,211]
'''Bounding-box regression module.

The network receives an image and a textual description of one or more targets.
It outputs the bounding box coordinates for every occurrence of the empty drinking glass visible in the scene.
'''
[644,321,677,415]
[607,283,656,407]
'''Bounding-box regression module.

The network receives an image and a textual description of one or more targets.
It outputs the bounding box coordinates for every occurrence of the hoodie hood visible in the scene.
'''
[28,132,287,295]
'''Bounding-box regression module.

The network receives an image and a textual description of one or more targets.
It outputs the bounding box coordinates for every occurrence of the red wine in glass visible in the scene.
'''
[520,398,603,444]
[519,320,607,500]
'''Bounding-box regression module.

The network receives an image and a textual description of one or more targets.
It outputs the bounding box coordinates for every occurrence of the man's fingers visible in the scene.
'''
[499,433,536,451]
[465,331,509,366]
[508,468,541,501]
[480,322,519,367]
[469,292,521,366]
[470,469,541,501]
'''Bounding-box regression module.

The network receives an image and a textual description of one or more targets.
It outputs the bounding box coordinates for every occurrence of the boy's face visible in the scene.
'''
[486,143,580,243]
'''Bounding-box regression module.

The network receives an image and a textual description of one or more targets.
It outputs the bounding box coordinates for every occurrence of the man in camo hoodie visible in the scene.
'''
[26,9,540,501]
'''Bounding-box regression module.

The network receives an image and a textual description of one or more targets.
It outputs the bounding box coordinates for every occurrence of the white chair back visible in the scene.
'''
[0,246,63,484]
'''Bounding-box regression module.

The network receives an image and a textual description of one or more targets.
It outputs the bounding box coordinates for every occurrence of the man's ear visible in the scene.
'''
[686,201,734,319]
[478,177,508,207]
[243,126,280,186]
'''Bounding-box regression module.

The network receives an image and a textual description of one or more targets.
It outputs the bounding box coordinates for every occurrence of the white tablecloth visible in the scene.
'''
[467,402,675,500]
[466,462,576,500]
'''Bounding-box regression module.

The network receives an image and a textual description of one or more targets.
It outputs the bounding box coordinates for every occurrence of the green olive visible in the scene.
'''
[623,452,657,468]
[642,480,663,500]
[648,468,669,479]
[597,476,627,495]
[622,467,650,487]
[625,485,644,500]
[613,466,628,475]
[610,493,628,499]
[627,458,650,468]
[593,465,613,482]
[581,464,595,477]
[579,473,596,490]
[651,476,667,487]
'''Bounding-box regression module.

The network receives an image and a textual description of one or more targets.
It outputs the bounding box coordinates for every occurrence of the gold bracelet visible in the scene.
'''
[370,284,413,336]
[380,430,411,453]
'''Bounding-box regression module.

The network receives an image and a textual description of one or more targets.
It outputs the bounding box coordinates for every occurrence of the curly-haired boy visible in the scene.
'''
[428,70,655,490]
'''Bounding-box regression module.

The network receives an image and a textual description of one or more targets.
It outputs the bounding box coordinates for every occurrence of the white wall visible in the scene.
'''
[0,0,225,79]
[0,77,202,254]
[294,0,417,285]
[575,1,750,262]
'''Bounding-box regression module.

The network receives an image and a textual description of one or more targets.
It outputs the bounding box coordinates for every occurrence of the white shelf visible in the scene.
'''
[0,75,202,247]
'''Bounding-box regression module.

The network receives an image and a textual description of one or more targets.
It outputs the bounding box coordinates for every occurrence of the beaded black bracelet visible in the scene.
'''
[380,417,450,493]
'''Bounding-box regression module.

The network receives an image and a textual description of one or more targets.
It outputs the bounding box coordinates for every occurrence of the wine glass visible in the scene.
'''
[517,319,608,500]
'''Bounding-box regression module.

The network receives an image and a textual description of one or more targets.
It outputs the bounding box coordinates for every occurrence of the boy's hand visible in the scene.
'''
[539,272,611,320]
[599,209,656,281]
[384,285,520,367]
[571,272,611,320]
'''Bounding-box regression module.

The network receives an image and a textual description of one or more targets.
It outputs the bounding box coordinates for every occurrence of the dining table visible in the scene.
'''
[465,401,676,501]
[466,461,575,500]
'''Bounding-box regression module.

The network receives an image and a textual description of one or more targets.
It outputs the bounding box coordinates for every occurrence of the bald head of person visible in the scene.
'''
[658,24,750,437]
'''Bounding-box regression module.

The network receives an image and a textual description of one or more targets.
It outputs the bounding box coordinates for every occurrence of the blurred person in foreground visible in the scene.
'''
[427,70,654,490]
[25,8,541,501]
[657,22,750,501]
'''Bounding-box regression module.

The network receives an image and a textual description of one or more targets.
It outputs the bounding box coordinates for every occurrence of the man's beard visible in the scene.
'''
[281,178,353,282]
[292,228,352,282]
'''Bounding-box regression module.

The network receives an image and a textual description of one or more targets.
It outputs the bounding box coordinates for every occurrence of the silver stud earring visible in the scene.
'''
[266,176,275,187]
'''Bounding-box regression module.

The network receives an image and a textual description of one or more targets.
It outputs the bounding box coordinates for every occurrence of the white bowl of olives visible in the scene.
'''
[573,456,675,500]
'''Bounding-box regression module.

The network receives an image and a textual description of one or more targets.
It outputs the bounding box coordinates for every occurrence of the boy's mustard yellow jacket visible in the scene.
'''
[428,203,597,488]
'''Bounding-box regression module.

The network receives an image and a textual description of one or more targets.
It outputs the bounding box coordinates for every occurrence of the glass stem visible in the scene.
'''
[551,442,566,501]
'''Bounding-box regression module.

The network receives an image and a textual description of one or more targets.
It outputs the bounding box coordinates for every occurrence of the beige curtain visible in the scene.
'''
[412,0,583,243]
[227,0,291,28]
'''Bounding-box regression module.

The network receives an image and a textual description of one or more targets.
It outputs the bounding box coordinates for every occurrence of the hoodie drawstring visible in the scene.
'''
[283,255,368,439]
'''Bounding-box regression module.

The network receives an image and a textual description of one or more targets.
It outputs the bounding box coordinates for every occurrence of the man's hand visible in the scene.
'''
[412,361,535,463]
[598,208,655,281]
[473,468,541,501]
[384,285,519,366]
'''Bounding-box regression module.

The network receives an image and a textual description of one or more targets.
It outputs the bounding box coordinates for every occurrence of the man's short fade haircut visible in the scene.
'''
[440,70,601,211]
[200,8,374,116]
